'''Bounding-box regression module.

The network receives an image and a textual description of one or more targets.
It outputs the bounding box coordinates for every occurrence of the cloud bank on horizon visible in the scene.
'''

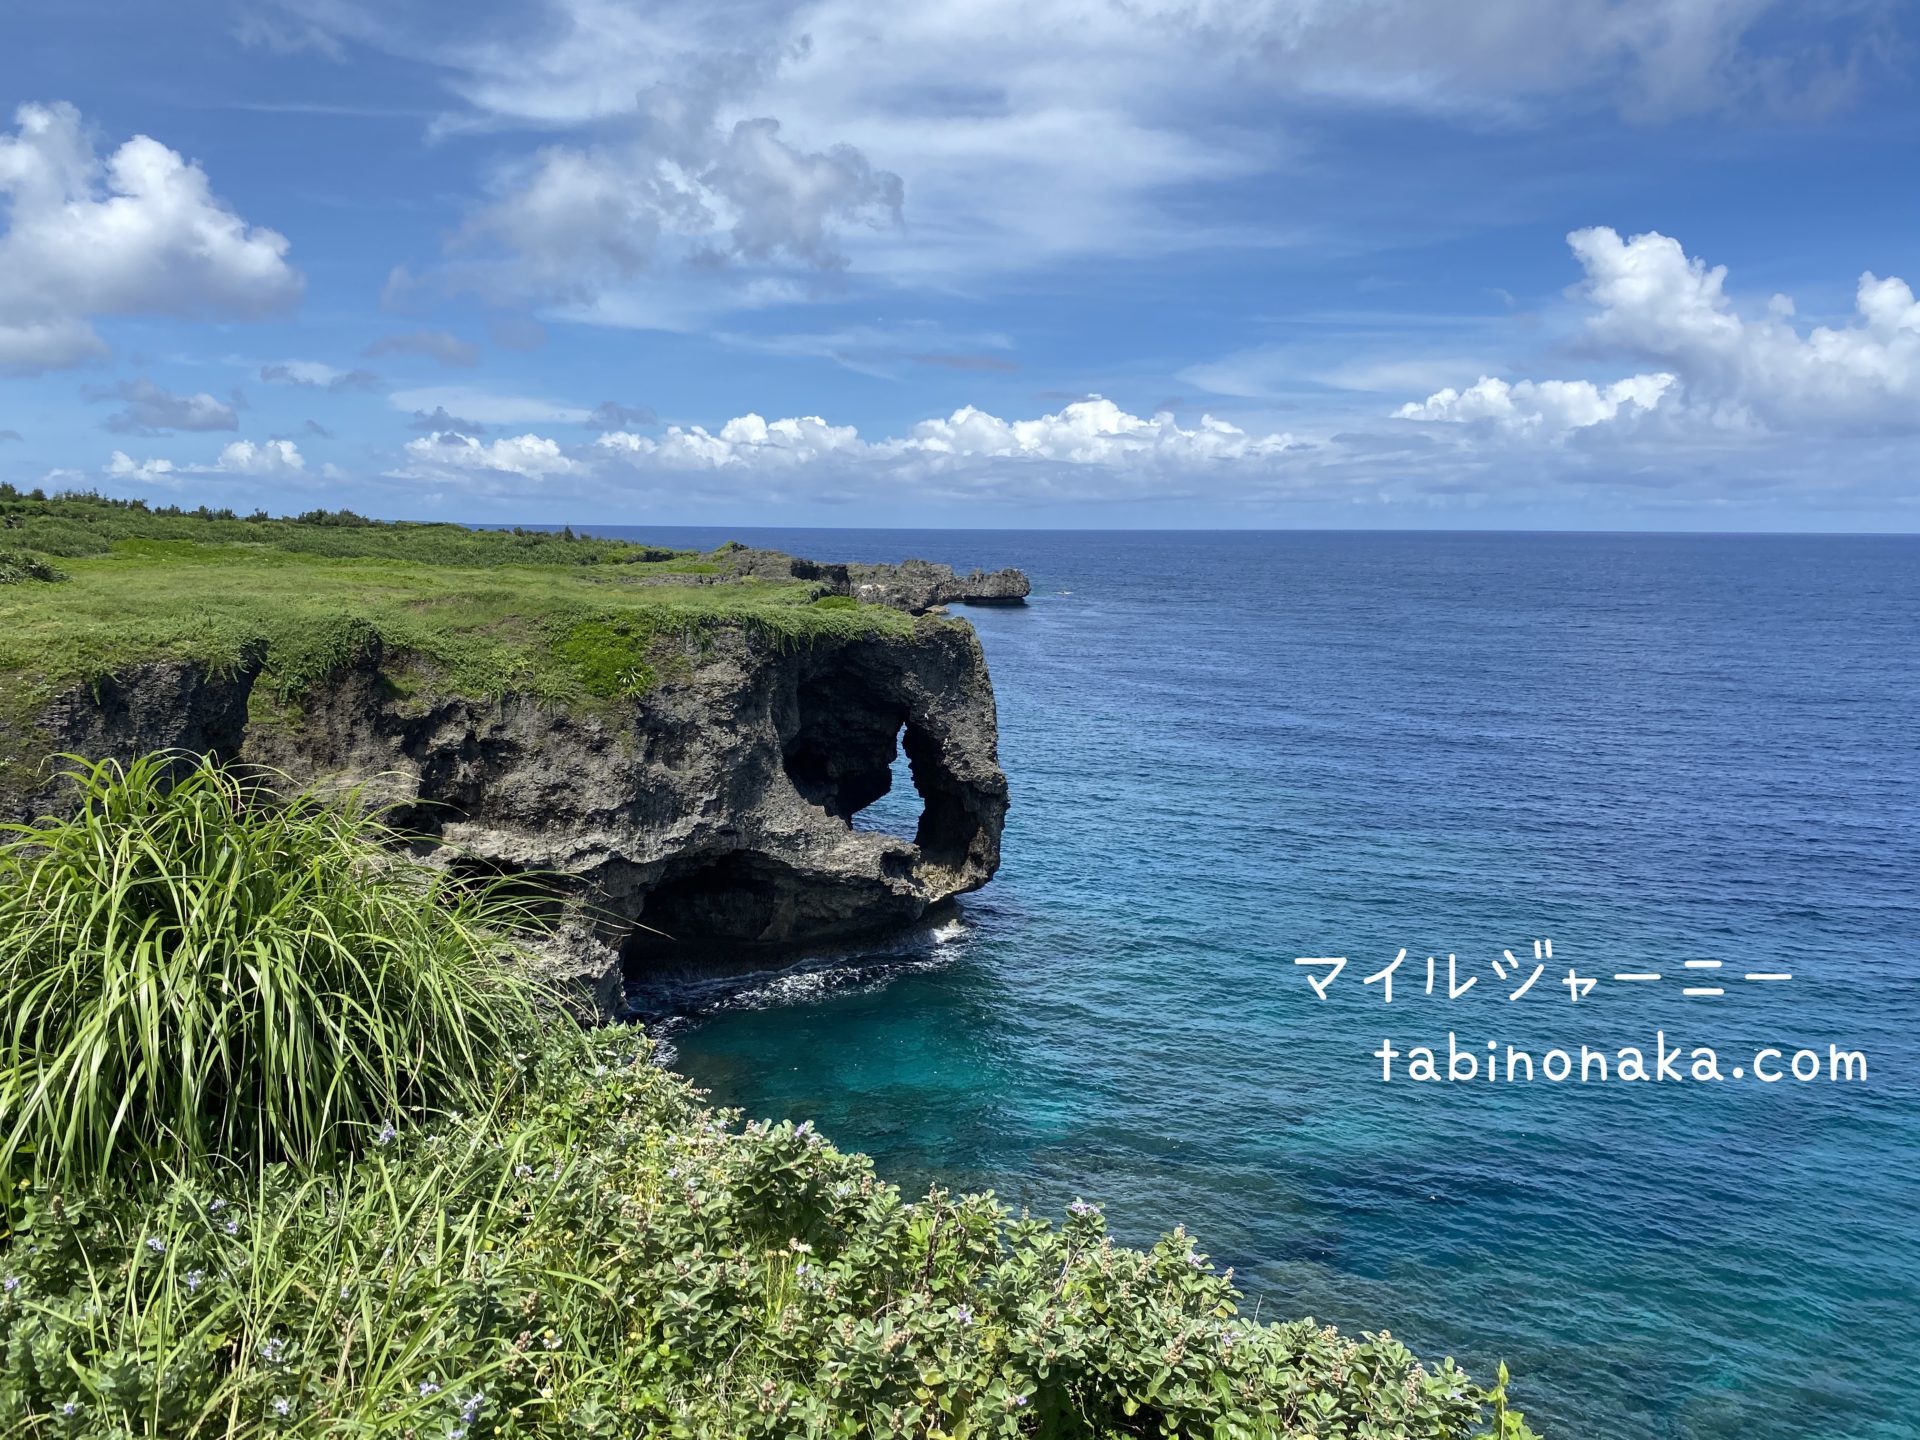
[1,1,1916,528]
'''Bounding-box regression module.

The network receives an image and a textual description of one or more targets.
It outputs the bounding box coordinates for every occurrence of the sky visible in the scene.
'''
[1,1,1918,530]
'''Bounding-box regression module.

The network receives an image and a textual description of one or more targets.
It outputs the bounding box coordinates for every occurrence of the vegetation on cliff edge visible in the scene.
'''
[0,755,1540,1438]
[0,490,915,714]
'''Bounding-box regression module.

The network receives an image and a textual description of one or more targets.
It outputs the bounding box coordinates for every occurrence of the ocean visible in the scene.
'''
[587,527,1920,1440]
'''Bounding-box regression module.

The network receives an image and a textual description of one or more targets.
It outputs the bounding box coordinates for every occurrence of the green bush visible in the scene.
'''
[0,1026,1525,1439]
[0,550,66,585]
[0,754,544,1195]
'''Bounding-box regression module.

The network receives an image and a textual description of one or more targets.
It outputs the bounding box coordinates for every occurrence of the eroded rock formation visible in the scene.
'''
[713,549,1031,614]
[846,559,1031,613]
[9,618,1008,1015]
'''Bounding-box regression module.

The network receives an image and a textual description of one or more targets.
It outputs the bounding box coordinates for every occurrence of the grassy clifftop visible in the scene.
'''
[0,490,912,712]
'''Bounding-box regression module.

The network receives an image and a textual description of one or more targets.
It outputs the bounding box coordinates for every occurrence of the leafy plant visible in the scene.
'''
[0,754,544,1197]
[0,549,65,585]
[0,1026,1524,1439]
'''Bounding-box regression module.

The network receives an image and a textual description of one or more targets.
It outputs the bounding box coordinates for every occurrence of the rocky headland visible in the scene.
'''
[0,497,1024,1014]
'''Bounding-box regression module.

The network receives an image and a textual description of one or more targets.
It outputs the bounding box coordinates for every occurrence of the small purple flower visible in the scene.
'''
[145,1237,167,1254]
[418,1380,441,1397]
[270,1396,293,1418]
[60,1401,79,1418]
[2,1275,19,1294]
[954,1304,975,1325]
[185,1269,206,1292]
[259,1336,288,1364]
[376,1121,398,1147]
[1187,1253,1207,1269]
[1067,1199,1100,1219]
[1012,1393,1030,1409]
[224,1219,239,1235]
[461,1391,486,1423]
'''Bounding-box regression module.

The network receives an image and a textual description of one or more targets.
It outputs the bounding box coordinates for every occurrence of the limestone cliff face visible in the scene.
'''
[9,618,1007,1013]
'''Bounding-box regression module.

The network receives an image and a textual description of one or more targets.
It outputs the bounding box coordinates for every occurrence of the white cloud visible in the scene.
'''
[381,396,1301,501]
[597,413,864,470]
[453,81,903,301]
[215,439,306,475]
[0,102,300,373]
[105,450,179,485]
[103,438,305,483]
[898,399,1295,467]
[261,0,1881,306]
[1568,226,1920,429]
[1396,373,1675,437]
[1398,228,1920,444]
[596,396,1296,473]
[402,431,579,479]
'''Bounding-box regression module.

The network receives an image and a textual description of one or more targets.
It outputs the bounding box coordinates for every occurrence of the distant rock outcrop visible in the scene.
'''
[712,548,1031,615]
[845,559,1032,614]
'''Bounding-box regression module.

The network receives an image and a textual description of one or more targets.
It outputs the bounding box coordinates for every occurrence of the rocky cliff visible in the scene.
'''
[715,550,1032,614]
[11,616,1008,1015]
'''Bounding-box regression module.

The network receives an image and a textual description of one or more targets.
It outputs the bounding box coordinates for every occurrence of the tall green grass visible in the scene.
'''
[0,755,544,1195]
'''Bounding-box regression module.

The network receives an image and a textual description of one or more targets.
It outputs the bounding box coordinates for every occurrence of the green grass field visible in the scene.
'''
[0,490,914,712]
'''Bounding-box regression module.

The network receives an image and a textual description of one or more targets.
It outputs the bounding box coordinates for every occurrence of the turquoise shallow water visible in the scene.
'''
[595,528,1920,1440]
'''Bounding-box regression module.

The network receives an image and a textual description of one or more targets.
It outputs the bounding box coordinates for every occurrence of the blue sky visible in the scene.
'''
[2,1,1918,529]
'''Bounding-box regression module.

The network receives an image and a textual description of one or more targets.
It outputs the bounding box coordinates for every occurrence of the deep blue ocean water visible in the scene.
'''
[589,527,1920,1440]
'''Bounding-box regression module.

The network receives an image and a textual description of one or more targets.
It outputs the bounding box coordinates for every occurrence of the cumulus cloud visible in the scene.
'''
[1395,373,1675,437]
[1567,226,1920,429]
[402,431,579,479]
[260,360,383,392]
[595,397,1297,474]
[103,437,305,484]
[382,397,1299,498]
[105,450,178,484]
[364,328,479,366]
[456,80,902,300]
[214,438,306,475]
[1399,228,1920,443]
[0,101,300,373]
[86,377,240,435]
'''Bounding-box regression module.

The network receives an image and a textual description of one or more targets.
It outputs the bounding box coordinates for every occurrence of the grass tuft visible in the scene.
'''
[0,754,545,1197]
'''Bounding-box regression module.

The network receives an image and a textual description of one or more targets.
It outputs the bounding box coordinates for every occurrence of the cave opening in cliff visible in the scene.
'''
[623,852,802,962]
[619,849,916,973]
[781,669,908,825]
[779,667,979,874]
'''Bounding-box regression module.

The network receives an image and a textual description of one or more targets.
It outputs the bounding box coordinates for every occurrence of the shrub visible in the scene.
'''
[0,754,544,1196]
[0,550,66,585]
[0,1027,1529,1439]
